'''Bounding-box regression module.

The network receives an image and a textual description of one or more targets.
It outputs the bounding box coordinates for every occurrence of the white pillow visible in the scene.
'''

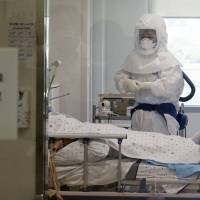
[54,140,110,166]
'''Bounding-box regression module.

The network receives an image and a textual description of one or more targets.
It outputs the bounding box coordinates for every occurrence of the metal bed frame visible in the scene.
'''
[48,132,127,197]
[48,132,200,200]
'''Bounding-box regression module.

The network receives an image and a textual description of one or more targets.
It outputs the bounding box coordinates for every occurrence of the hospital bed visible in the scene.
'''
[47,112,200,199]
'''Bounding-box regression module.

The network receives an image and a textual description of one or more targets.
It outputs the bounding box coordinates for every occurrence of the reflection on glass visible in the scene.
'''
[46,1,200,199]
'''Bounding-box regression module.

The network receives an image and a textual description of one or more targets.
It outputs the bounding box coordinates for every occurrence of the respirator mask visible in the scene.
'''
[140,38,156,50]
[138,29,157,55]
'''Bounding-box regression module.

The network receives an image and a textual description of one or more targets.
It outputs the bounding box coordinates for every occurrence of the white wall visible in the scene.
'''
[49,0,84,120]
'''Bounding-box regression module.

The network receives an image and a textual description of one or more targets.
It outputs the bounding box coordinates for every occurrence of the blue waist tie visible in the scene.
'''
[131,103,177,122]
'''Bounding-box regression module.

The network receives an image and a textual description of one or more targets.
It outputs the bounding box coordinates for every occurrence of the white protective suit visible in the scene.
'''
[114,14,184,135]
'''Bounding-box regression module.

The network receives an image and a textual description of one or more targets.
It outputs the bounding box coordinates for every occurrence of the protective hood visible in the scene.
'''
[122,14,182,74]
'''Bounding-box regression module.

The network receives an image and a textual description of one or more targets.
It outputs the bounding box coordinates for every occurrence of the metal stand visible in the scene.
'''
[117,138,123,192]
[177,103,187,138]
[82,138,89,191]
[179,128,186,138]
[82,137,124,192]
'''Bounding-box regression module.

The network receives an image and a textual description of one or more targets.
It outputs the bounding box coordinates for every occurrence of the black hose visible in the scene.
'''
[179,71,196,102]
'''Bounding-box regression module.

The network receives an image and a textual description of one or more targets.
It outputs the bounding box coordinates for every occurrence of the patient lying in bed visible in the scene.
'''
[48,112,200,164]
[48,112,200,193]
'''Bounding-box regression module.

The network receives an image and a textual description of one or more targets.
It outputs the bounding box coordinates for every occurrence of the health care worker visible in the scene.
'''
[114,14,184,135]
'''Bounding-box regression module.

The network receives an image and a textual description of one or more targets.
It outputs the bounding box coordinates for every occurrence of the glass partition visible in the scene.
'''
[46,0,200,199]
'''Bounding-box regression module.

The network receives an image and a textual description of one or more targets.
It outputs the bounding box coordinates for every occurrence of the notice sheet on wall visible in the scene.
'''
[8,21,35,61]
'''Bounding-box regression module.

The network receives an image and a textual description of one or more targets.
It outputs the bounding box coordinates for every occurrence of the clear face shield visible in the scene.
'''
[136,29,158,55]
